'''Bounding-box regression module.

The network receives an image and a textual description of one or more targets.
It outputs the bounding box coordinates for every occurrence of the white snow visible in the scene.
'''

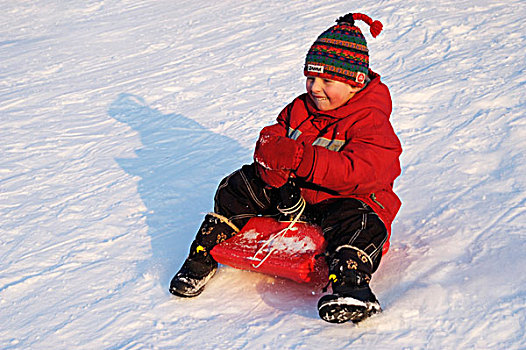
[241,227,320,256]
[1,0,525,349]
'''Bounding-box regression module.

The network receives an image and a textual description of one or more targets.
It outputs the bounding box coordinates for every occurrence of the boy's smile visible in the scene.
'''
[306,76,362,111]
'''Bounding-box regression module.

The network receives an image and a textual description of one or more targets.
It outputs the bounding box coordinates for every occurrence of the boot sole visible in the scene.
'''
[318,297,381,324]
[169,285,205,298]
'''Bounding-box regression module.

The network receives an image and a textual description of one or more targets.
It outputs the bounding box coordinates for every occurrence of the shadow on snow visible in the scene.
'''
[108,93,250,286]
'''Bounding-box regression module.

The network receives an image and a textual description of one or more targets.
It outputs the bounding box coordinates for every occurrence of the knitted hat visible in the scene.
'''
[304,13,383,87]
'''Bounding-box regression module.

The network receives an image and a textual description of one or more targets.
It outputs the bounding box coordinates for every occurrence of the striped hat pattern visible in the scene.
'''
[304,13,383,87]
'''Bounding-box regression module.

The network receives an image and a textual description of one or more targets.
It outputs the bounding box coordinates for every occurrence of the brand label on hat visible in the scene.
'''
[355,72,366,84]
[307,64,324,73]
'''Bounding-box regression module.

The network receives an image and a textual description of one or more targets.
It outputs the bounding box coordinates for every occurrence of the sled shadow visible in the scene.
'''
[253,275,324,320]
[108,93,250,286]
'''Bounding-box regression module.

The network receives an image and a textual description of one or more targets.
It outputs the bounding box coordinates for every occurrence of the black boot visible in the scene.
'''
[318,247,381,324]
[169,214,236,297]
[169,247,218,298]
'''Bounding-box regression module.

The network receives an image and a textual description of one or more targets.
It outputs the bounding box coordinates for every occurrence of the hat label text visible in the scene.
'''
[307,64,324,73]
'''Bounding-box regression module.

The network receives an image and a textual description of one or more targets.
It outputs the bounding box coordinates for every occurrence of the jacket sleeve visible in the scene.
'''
[298,108,402,195]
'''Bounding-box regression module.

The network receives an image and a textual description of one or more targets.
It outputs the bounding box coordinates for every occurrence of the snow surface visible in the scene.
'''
[1,0,525,349]
[240,227,320,256]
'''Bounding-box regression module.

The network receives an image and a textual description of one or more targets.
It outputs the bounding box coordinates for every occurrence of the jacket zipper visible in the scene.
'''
[370,193,385,209]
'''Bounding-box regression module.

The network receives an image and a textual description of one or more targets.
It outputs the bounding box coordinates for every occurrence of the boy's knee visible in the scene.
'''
[214,168,246,211]
[214,164,272,215]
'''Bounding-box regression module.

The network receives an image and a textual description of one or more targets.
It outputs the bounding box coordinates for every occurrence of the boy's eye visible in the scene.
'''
[323,79,333,84]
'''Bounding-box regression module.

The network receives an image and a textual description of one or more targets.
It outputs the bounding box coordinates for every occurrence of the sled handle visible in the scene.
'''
[251,199,306,268]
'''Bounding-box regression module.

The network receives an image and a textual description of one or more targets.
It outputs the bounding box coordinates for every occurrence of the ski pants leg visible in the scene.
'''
[309,198,388,273]
[192,163,280,253]
[213,163,280,228]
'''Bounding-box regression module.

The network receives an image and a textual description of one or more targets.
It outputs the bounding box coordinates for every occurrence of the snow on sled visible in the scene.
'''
[211,217,328,285]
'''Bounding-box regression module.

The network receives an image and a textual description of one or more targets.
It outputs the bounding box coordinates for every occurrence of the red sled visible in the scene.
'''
[211,217,328,285]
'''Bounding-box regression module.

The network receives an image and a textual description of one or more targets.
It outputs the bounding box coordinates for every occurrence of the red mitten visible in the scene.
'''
[254,134,304,171]
[256,164,290,188]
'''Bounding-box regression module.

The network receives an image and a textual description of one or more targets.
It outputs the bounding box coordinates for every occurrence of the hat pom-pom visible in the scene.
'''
[347,13,383,38]
[369,20,383,38]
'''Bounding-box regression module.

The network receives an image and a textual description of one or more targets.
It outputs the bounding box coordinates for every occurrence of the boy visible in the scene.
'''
[169,12,402,324]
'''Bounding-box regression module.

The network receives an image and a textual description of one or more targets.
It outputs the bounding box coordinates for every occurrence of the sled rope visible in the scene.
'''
[251,198,306,268]
[276,196,306,217]
[208,212,240,233]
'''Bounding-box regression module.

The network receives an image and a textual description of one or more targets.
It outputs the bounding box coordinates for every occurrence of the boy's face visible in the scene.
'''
[306,76,362,111]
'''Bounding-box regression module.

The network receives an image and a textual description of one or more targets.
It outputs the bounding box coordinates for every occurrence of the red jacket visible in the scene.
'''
[259,71,402,251]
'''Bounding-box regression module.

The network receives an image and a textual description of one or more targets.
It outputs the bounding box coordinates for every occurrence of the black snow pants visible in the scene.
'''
[194,163,388,272]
